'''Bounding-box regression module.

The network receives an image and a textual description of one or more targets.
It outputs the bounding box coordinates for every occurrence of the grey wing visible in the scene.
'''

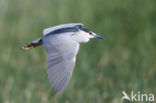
[42,34,79,92]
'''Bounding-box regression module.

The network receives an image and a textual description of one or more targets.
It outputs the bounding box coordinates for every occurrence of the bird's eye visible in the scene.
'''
[89,32,92,35]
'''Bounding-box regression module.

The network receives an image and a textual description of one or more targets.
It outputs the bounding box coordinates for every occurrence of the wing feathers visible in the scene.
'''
[42,33,79,92]
[53,71,68,91]
[57,72,71,92]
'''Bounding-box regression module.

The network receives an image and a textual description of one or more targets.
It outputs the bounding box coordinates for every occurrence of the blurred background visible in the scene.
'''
[0,0,155,103]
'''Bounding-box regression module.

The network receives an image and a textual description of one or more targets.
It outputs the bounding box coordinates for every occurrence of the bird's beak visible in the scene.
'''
[94,34,105,39]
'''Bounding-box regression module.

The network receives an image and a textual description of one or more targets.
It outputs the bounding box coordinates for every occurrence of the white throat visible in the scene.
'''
[71,30,92,43]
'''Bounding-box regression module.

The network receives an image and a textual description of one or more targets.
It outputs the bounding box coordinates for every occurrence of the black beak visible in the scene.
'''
[95,35,105,39]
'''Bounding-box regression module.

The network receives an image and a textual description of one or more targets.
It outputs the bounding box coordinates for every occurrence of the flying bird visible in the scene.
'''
[22,23,104,92]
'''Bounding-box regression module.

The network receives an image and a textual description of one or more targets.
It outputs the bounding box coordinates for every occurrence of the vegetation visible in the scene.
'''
[0,0,155,102]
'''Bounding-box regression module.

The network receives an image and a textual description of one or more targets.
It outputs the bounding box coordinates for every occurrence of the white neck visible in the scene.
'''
[71,30,92,43]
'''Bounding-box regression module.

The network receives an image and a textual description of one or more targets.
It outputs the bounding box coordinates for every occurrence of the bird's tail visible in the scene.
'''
[21,38,42,50]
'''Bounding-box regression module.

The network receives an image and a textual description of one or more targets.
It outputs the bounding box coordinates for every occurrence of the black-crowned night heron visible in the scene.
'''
[22,23,104,92]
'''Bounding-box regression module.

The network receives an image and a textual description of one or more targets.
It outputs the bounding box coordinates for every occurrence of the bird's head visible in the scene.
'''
[72,27,105,43]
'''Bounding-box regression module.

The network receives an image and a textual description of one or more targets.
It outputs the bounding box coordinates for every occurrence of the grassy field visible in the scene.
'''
[0,0,155,103]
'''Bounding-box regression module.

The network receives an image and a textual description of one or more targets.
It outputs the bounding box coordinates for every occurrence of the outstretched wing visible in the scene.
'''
[42,33,79,92]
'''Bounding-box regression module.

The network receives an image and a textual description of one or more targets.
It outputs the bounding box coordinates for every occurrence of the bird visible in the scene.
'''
[21,23,104,93]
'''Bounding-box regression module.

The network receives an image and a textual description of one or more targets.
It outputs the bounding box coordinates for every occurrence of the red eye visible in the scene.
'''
[89,32,92,35]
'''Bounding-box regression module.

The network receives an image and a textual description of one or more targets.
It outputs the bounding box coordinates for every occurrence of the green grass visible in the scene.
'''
[0,0,155,103]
